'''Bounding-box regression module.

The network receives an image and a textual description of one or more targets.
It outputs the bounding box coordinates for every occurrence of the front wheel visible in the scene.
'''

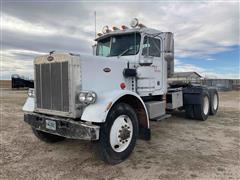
[99,103,139,164]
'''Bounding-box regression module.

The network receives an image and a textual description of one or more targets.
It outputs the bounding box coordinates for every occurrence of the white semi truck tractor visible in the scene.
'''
[23,18,219,164]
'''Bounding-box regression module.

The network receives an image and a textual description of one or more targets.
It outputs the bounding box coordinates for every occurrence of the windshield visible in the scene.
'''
[96,33,141,57]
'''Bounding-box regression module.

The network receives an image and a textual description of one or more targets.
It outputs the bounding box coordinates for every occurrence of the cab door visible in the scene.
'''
[137,35,164,96]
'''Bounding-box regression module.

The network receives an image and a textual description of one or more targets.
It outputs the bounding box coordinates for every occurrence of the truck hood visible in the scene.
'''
[79,54,128,94]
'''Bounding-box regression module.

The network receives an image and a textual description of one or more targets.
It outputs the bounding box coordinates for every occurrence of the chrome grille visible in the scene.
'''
[35,62,69,112]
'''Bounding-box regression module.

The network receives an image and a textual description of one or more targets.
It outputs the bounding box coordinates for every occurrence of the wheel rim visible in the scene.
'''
[110,115,133,153]
[213,94,218,110]
[203,96,209,115]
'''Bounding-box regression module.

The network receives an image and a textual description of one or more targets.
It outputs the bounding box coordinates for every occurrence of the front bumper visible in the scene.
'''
[24,113,100,140]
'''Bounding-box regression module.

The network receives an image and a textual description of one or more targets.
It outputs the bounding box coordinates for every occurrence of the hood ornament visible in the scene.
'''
[47,50,55,61]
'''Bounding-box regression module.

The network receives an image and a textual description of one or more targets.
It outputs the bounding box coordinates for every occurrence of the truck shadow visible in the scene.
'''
[41,110,205,169]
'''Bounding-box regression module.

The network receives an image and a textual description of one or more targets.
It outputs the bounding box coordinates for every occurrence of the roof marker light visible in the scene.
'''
[97,33,103,36]
[139,23,146,28]
[102,25,111,34]
[112,26,120,31]
[121,25,129,30]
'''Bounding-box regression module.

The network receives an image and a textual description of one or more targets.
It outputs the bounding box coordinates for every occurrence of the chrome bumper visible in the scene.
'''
[24,113,100,140]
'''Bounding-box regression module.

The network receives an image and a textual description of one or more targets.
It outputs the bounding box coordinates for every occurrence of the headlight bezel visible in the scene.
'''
[78,91,97,105]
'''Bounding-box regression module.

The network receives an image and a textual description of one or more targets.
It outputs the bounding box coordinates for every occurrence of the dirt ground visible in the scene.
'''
[0,89,239,180]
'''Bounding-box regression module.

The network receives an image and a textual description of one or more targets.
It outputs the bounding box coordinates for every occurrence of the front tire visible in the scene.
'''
[99,103,139,164]
[32,128,65,143]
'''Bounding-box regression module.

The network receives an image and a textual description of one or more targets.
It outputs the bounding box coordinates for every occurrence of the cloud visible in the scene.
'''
[1,1,239,79]
[2,13,94,42]
[206,58,216,61]
[3,14,57,36]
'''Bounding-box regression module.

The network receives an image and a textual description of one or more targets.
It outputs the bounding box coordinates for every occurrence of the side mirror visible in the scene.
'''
[92,44,97,55]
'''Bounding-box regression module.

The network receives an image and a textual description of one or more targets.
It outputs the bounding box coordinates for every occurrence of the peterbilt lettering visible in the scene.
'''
[23,18,219,164]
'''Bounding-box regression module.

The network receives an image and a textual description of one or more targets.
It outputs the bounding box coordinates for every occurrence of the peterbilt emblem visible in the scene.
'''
[47,56,54,61]
[103,67,111,73]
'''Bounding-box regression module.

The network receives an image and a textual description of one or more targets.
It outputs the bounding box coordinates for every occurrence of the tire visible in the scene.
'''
[193,91,210,121]
[32,128,65,143]
[99,103,139,164]
[209,90,219,115]
[185,104,194,119]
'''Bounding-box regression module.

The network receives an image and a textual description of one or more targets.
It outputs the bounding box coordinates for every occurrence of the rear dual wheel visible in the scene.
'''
[185,89,219,120]
[185,90,211,121]
[185,104,194,119]
[209,90,219,115]
[193,91,210,121]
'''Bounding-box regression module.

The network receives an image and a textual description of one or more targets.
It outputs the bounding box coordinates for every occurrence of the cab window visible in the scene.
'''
[96,33,141,57]
[142,36,161,57]
[97,37,111,57]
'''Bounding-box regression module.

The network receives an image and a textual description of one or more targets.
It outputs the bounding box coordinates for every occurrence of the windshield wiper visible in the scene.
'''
[118,48,131,58]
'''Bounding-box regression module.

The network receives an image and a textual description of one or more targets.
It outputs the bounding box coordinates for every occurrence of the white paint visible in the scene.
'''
[80,54,127,94]
[81,89,149,128]
[22,97,35,112]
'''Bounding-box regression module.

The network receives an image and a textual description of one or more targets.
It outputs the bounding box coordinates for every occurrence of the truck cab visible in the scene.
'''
[23,18,219,164]
[95,23,173,97]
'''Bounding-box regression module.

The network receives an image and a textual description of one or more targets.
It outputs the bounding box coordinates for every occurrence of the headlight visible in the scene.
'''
[78,91,97,104]
[86,92,97,103]
[78,92,86,102]
[28,88,35,97]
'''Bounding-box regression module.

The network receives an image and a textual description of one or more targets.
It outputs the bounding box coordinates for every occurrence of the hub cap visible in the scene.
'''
[110,115,133,152]
[203,96,209,115]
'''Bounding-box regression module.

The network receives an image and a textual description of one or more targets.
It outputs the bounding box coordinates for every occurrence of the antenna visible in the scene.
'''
[94,11,96,39]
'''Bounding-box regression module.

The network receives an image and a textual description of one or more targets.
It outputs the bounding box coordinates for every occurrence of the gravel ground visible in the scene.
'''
[0,89,239,180]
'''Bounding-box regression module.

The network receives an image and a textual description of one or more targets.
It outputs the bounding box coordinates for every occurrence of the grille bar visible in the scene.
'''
[35,62,69,112]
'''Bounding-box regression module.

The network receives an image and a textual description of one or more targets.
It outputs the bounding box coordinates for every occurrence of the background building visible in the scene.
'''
[168,72,202,83]
[168,72,240,91]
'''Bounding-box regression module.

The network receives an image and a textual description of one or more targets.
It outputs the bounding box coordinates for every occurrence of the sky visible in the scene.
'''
[1,0,239,80]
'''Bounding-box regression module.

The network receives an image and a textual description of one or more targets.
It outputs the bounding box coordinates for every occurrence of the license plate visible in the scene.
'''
[46,119,56,131]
